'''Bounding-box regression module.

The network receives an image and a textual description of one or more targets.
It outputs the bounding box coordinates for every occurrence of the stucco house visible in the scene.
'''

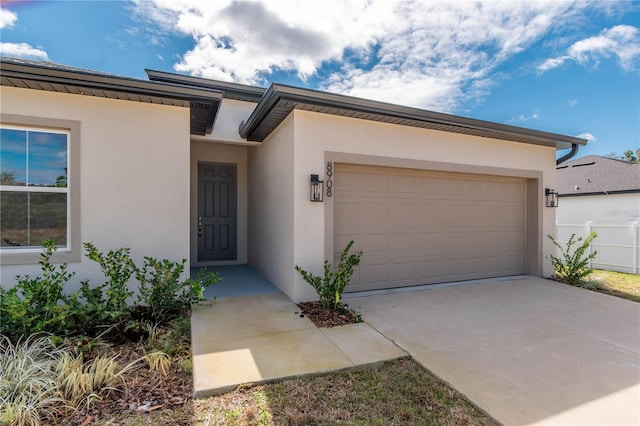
[0,57,587,301]
[556,155,640,225]
[555,155,640,274]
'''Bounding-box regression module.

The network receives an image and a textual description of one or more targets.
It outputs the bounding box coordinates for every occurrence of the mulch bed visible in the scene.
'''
[296,301,361,327]
[62,342,193,425]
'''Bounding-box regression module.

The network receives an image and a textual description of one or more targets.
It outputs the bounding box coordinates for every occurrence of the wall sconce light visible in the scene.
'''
[310,174,324,202]
[545,188,558,207]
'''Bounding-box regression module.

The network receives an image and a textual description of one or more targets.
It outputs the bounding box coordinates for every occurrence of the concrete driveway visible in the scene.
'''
[349,277,640,425]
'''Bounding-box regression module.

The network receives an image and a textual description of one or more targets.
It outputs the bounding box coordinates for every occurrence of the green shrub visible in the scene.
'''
[1,241,218,343]
[83,242,135,314]
[295,240,363,310]
[135,257,220,324]
[46,243,140,338]
[64,280,116,339]
[0,239,76,340]
[548,232,598,287]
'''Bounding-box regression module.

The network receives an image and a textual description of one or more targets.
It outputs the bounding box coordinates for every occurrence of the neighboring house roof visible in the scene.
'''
[238,83,587,149]
[145,69,266,103]
[557,155,640,197]
[0,57,223,136]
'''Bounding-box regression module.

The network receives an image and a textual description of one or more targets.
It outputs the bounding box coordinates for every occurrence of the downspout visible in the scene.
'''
[556,143,579,165]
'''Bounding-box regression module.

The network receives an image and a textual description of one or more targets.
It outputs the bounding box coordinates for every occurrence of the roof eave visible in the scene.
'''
[1,58,223,135]
[239,83,587,148]
[145,69,266,102]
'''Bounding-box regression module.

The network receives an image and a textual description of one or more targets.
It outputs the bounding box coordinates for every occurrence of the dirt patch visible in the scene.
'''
[296,301,361,327]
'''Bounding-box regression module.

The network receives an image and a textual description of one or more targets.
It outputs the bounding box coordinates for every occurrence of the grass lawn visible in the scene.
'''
[104,358,496,425]
[587,269,640,302]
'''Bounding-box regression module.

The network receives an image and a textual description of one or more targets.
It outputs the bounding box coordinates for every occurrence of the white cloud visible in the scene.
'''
[133,0,608,112]
[508,111,540,123]
[576,132,596,142]
[568,99,578,106]
[538,25,640,73]
[537,57,567,73]
[0,7,50,61]
[0,42,49,61]
[0,7,17,29]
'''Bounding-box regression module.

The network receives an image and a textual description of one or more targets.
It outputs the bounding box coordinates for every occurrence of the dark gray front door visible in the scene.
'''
[198,163,237,261]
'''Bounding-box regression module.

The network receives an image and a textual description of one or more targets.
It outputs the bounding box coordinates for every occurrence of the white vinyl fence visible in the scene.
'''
[555,222,640,275]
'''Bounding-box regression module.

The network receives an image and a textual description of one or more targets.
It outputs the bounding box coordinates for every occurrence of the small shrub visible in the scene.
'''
[83,242,136,314]
[1,241,216,343]
[135,258,219,323]
[64,280,113,338]
[548,232,598,287]
[0,239,76,340]
[295,240,363,310]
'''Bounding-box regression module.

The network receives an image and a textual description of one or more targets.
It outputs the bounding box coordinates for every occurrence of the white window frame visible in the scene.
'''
[1,114,81,265]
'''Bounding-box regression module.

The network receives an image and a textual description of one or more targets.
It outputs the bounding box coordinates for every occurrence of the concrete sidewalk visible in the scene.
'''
[191,293,406,397]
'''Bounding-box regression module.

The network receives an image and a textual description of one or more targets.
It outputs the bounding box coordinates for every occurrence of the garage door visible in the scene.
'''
[334,164,527,292]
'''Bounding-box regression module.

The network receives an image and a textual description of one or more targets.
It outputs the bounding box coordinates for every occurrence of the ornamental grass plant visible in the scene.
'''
[0,334,65,426]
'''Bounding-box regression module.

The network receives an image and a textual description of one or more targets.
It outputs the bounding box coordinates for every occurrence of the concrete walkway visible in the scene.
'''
[351,277,640,425]
[191,293,407,397]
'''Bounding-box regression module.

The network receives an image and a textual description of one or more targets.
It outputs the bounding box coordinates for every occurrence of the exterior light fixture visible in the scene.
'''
[545,188,558,207]
[310,174,324,202]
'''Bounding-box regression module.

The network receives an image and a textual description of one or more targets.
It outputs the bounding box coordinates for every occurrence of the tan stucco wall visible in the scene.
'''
[247,115,296,296]
[0,86,191,291]
[190,141,248,265]
[288,110,558,301]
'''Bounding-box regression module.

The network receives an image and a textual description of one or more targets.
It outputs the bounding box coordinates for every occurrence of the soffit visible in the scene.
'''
[1,58,223,135]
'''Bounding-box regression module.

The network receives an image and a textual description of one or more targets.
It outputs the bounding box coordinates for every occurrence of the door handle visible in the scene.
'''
[198,216,203,237]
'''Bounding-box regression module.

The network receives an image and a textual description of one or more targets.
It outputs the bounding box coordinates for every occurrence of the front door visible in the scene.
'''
[197,163,237,261]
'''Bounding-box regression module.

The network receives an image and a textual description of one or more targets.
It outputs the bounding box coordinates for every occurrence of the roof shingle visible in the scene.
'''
[556,155,640,196]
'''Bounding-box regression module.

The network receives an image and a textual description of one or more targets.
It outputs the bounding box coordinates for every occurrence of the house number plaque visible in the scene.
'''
[326,162,333,197]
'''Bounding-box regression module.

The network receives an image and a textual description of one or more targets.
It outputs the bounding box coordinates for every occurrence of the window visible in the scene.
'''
[1,114,80,264]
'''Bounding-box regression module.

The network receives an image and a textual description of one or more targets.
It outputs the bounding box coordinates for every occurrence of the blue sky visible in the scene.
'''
[1,128,67,186]
[1,1,638,160]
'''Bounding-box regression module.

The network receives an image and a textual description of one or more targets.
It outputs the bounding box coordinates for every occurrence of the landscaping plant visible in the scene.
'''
[0,239,76,340]
[55,350,148,410]
[548,232,598,287]
[0,334,65,426]
[295,240,363,310]
[83,242,136,315]
[0,242,218,425]
[135,257,220,324]
[1,241,218,342]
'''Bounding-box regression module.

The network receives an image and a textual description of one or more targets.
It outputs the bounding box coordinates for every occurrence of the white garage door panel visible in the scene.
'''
[334,164,527,292]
